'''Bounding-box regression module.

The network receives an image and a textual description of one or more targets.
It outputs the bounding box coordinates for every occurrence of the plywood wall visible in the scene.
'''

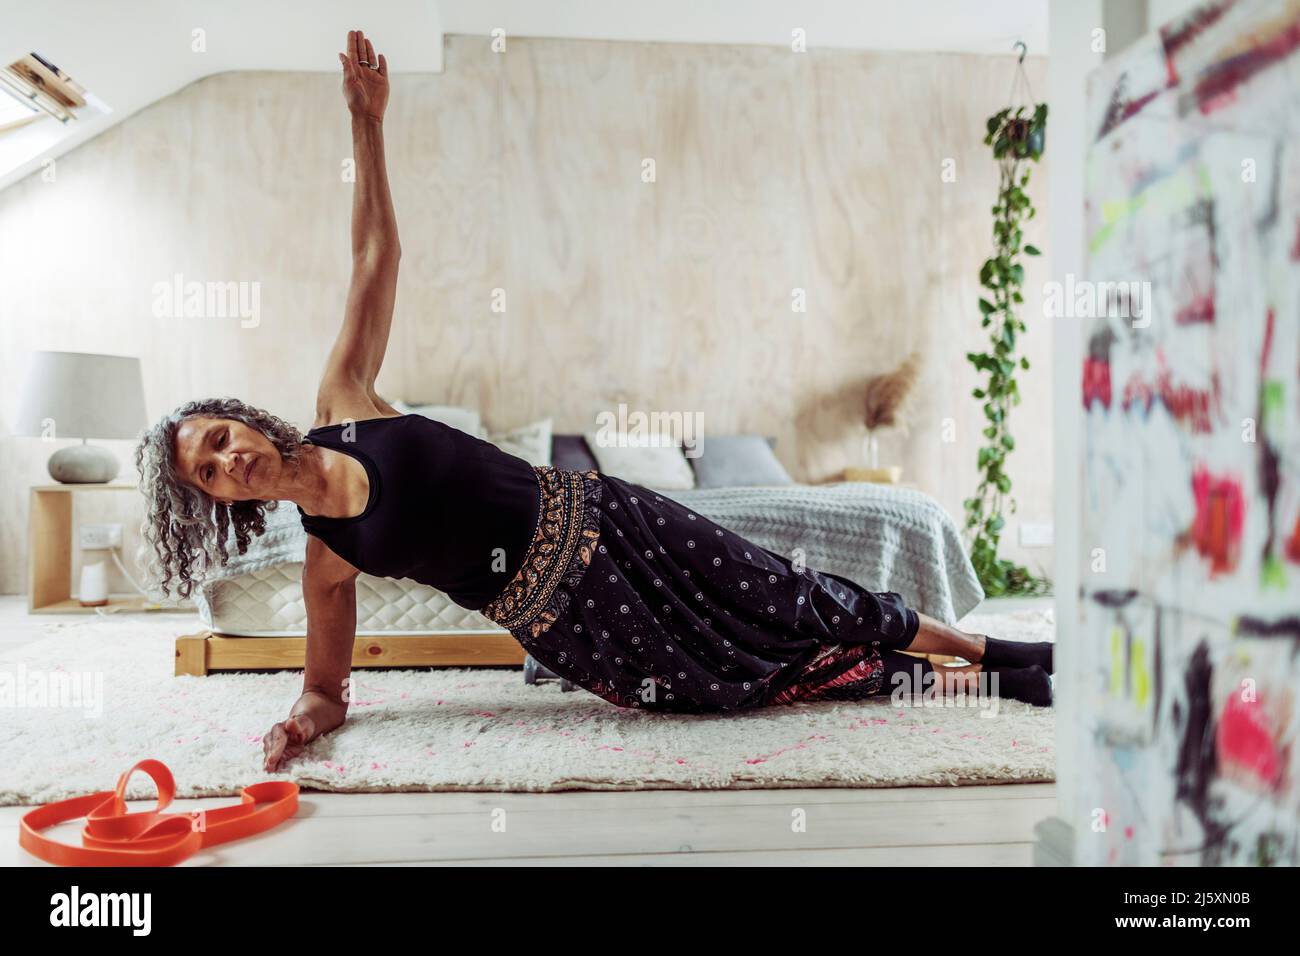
[0,36,1051,596]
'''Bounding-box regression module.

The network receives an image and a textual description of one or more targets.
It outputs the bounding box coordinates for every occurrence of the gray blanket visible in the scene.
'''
[661,483,983,623]
[198,481,983,625]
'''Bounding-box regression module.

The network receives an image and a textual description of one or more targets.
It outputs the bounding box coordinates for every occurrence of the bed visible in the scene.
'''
[176,428,984,675]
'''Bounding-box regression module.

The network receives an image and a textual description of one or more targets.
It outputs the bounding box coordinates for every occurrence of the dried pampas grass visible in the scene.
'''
[864,353,921,431]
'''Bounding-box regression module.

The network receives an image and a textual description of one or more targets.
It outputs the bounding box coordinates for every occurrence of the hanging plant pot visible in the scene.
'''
[1026,122,1045,156]
[990,105,1048,161]
[1005,116,1046,155]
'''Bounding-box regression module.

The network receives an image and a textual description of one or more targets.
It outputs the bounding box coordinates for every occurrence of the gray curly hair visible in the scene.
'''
[135,397,304,600]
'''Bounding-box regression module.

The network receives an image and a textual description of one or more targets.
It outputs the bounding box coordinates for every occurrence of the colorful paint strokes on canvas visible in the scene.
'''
[1081,0,1300,866]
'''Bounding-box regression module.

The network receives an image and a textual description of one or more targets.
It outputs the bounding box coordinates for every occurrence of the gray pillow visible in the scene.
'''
[551,434,599,472]
[689,435,794,488]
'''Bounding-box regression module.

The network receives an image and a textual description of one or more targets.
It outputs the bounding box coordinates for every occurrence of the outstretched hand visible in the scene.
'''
[262,691,348,773]
[339,28,389,121]
[263,714,316,774]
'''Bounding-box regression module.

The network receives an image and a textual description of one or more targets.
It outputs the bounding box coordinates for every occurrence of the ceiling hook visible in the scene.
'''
[1014,40,1027,63]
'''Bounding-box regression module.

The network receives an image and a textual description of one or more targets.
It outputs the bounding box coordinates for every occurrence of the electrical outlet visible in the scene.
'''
[79,523,123,550]
[1019,522,1054,548]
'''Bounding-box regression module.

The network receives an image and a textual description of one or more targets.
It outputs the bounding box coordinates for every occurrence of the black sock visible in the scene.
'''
[982,664,1052,707]
[979,636,1053,673]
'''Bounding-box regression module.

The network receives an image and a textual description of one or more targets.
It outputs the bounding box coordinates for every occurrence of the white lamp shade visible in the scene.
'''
[13,351,147,440]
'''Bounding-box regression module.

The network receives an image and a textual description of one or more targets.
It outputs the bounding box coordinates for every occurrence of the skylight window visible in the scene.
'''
[0,51,109,187]
[0,53,86,127]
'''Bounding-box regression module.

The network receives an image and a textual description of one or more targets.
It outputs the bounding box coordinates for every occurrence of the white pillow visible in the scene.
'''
[389,401,486,438]
[584,431,696,490]
[488,417,552,466]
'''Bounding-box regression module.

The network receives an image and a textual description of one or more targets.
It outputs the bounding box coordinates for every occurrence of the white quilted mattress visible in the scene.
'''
[197,562,507,637]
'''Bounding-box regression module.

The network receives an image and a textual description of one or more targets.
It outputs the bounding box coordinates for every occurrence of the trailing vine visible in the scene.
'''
[963,102,1050,597]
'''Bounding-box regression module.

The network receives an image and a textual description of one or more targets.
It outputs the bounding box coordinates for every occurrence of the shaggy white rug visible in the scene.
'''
[0,607,1055,805]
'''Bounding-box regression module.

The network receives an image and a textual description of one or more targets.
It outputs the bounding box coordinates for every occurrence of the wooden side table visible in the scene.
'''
[28,483,172,614]
[842,466,903,484]
[822,473,920,491]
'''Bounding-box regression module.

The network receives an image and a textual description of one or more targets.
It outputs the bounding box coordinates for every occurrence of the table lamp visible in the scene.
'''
[13,350,147,483]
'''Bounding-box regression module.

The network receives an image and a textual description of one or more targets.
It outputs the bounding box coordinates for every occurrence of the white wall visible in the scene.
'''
[1048,0,1104,852]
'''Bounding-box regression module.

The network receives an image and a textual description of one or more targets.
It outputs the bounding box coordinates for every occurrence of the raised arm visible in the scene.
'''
[317,29,401,427]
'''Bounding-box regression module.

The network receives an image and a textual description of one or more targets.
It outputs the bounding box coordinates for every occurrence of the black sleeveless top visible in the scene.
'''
[296,415,542,610]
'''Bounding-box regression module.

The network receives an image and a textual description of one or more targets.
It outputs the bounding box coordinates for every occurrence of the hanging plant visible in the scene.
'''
[963,54,1050,598]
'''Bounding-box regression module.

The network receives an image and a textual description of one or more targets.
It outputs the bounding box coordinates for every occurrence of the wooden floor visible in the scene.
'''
[0,595,1056,866]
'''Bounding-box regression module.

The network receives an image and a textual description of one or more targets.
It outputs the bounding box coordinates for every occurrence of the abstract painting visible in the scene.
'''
[1081,0,1300,866]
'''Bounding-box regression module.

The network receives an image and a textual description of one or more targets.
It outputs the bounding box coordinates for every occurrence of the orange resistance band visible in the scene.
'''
[19,759,299,867]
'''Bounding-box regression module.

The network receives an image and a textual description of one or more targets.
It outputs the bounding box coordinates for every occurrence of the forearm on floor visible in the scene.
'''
[301,581,358,707]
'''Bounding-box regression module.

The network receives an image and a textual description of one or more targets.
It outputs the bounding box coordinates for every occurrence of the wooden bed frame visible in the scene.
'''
[173,630,955,677]
[174,630,526,676]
